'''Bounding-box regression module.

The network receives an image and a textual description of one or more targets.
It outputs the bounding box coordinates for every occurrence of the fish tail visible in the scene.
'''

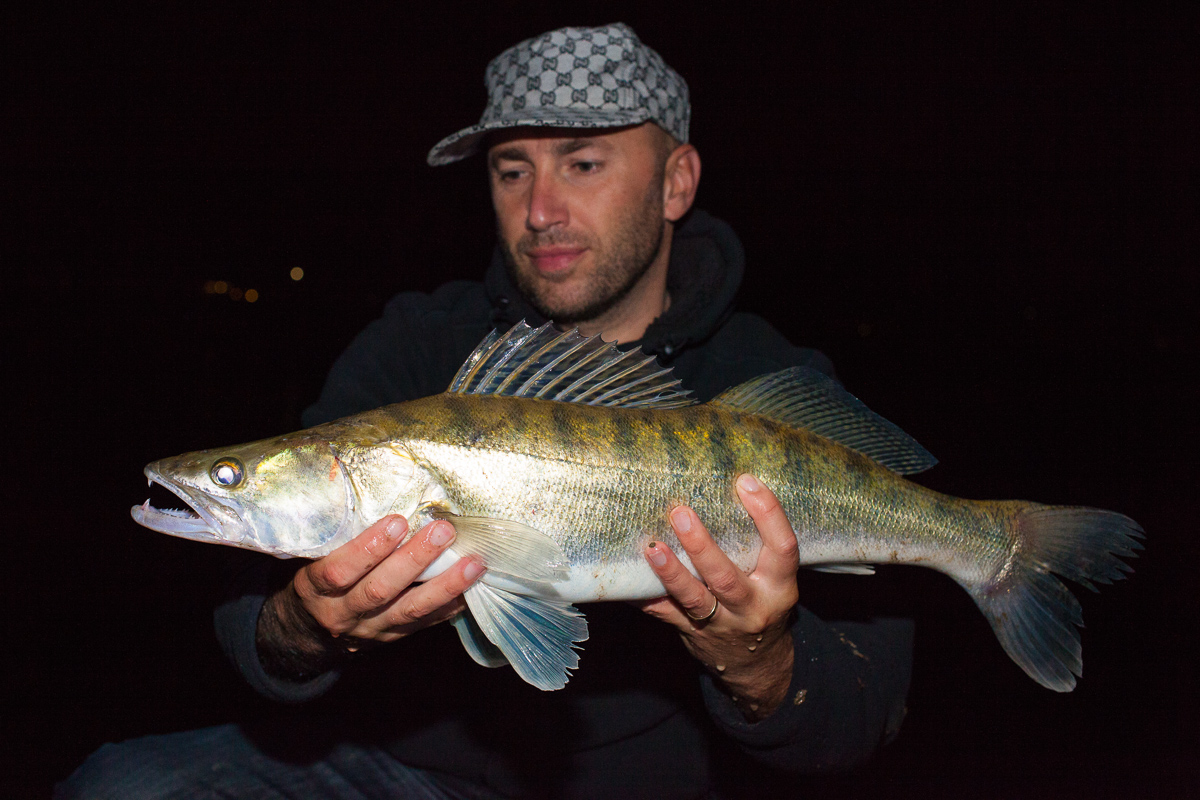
[971,506,1143,692]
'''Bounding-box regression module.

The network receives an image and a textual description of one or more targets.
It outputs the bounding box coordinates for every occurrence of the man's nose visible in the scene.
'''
[526,172,568,232]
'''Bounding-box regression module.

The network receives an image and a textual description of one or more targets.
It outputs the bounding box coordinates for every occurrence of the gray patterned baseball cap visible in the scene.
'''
[427,22,690,166]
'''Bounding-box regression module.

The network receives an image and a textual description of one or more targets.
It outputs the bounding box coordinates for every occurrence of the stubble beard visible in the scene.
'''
[501,184,666,326]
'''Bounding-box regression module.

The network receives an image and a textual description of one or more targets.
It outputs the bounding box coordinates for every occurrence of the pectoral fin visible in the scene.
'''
[424,511,585,688]
[451,610,509,668]
[463,582,588,691]
[430,511,569,586]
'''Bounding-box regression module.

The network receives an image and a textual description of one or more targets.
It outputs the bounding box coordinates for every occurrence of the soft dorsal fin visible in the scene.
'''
[448,321,695,409]
[711,367,937,475]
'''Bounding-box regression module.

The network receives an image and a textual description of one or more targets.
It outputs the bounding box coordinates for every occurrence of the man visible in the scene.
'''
[60,23,912,799]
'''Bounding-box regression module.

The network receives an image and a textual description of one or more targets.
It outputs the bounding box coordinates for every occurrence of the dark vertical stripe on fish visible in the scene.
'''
[613,409,640,460]
[442,394,479,445]
[550,402,575,450]
[507,393,530,437]
[658,416,688,476]
[704,407,734,476]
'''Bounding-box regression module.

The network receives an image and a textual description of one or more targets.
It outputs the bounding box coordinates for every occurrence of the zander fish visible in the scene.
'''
[132,322,1142,692]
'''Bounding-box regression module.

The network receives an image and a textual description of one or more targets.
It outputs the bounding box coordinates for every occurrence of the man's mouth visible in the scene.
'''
[524,247,586,275]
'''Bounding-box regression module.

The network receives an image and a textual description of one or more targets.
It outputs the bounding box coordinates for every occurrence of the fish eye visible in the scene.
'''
[210,457,245,488]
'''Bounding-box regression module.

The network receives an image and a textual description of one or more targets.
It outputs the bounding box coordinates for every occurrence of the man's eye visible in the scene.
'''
[574,161,599,173]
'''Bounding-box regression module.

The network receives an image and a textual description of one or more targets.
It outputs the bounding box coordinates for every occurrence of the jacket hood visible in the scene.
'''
[484,209,745,361]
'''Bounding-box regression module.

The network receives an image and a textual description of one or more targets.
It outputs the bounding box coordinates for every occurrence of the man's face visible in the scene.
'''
[487,124,670,325]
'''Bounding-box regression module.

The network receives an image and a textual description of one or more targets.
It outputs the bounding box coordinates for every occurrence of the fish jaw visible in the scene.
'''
[131,464,256,550]
[128,430,404,559]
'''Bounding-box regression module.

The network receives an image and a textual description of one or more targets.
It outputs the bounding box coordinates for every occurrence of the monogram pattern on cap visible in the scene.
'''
[428,22,690,166]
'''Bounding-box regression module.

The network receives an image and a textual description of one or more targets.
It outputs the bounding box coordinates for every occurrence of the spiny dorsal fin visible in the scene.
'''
[710,366,937,475]
[448,321,694,409]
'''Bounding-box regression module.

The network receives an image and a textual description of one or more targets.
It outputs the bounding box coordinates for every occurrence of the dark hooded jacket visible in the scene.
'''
[215,210,913,798]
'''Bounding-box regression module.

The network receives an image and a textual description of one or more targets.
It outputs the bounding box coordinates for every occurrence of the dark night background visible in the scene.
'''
[4,4,1197,798]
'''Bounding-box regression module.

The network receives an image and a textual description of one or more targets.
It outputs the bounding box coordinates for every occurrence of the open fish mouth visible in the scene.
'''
[130,469,245,546]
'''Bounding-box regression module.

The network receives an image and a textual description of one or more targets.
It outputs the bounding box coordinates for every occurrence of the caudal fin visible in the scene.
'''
[972,507,1143,692]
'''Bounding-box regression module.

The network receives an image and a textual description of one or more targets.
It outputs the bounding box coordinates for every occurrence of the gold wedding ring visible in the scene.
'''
[687,596,719,622]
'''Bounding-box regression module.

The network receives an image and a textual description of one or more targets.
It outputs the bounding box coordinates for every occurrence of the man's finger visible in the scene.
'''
[342,521,457,616]
[381,556,485,629]
[301,515,408,597]
[644,540,719,625]
[669,506,753,609]
[736,474,800,581]
[633,595,692,629]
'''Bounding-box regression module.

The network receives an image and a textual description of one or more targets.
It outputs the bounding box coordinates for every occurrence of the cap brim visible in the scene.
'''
[426,108,653,166]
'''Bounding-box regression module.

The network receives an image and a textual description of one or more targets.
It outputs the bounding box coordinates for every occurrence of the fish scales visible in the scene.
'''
[132,322,1141,691]
[385,395,756,592]
[365,394,1012,597]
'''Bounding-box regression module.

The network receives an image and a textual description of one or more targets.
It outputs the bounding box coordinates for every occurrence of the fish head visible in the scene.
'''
[131,431,359,558]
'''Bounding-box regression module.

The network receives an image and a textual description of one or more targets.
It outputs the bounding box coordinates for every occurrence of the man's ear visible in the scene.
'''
[663,144,701,222]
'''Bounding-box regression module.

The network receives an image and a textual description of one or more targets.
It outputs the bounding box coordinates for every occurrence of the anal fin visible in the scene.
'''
[810,563,877,576]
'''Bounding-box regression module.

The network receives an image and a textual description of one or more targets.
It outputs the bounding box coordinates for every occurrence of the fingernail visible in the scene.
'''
[647,543,667,567]
[737,474,761,493]
[463,560,485,581]
[428,522,454,547]
[385,516,407,539]
[671,507,692,534]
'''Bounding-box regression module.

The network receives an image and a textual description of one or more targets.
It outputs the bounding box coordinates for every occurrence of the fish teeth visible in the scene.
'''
[160,507,197,518]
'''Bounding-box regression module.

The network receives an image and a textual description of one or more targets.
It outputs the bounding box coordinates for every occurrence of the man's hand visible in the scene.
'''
[637,474,800,722]
[256,515,484,680]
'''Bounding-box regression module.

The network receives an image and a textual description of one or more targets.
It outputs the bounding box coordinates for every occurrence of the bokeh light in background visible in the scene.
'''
[290,267,304,281]
[202,280,258,302]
